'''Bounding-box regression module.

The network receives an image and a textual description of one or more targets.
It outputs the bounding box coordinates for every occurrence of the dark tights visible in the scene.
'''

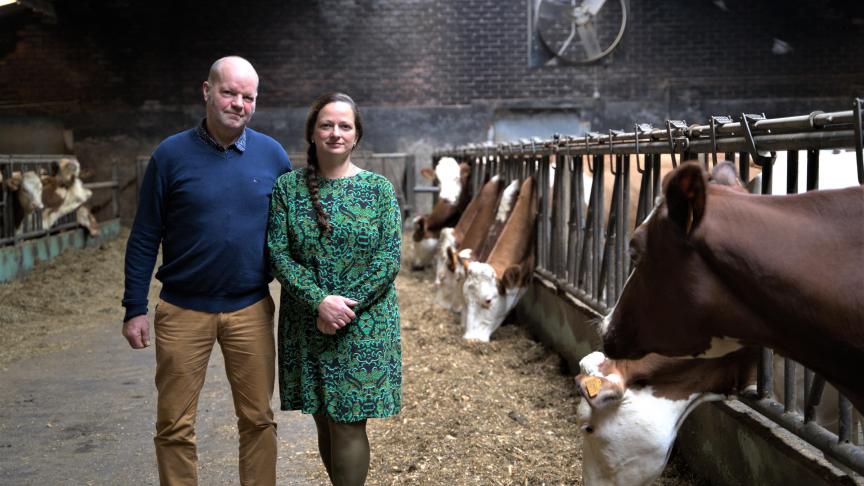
[312,414,369,486]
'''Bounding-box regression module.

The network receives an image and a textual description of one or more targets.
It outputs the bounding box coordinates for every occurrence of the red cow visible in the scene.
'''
[601,161,864,412]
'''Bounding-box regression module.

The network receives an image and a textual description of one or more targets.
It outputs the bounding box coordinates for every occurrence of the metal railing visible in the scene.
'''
[432,98,864,476]
[1,155,119,246]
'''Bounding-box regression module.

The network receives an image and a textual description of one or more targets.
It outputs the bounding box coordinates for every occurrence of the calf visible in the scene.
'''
[41,175,93,229]
[462,176,538,341]
[410,157,472,270]
[436,176,519,312]
[6,171,45,232]
[601,161,864,412]
[434,176,508,312]
[576,348,758,486]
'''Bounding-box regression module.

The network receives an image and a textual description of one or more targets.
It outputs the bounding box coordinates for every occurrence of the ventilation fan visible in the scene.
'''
[535,0,628,65]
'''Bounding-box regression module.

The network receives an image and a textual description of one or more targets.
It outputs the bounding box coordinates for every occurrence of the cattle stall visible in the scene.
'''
[0,154,120,282]
[432,99,864,484]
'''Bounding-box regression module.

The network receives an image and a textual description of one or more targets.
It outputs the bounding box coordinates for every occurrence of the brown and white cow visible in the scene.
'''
[41,167,94,230]
[601,161,864,412]
[410,157,472,270]
[462,176,538,341]
[434,176,508,311]
[6,170,45,232]
[575,348,758,486]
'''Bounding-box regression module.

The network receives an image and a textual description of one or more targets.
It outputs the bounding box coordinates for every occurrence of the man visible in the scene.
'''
[122,56,291,486]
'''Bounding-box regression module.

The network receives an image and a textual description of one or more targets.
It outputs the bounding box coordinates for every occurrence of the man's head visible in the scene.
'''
[202,56,259,139]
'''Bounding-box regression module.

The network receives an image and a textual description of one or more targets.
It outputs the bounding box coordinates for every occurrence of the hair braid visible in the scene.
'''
[305,144,332,236]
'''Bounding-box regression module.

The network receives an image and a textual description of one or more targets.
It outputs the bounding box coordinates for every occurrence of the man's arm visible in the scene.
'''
[121,155,166,349]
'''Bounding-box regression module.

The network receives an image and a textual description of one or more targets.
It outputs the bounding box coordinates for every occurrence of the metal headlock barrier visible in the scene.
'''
[0,155,119,246]
[432,99,864,476]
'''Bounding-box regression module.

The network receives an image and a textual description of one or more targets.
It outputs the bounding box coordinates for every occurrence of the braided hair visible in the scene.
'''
[304,92,364,236]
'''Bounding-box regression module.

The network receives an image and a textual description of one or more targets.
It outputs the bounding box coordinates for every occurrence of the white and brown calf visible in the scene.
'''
[462,176,538,341]
[410,157,472,270]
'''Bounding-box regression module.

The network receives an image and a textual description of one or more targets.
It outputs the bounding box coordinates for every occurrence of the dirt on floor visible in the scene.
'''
[0,230,704,485]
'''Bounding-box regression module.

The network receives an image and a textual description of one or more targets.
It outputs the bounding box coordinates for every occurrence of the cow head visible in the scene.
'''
[575,349,756,486]
[410,215,438,270]
[409,158,471,270]
[435,247,474,313]
[434,231,471,312]
[15,171,45,212]
[461,261,530,341]
[54,158,81,187]
[601,162,748,360]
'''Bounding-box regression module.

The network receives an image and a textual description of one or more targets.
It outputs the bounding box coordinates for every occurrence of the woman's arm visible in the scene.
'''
[341,180,402,314]
[267,179,329,314]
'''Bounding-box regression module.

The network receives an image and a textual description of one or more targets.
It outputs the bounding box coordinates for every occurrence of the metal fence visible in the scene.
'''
[432,99,864,475]
[1,155,119,246]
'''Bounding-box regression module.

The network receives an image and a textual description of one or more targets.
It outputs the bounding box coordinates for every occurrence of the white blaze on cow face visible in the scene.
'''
[20,171,45,212]
[461,261,526,341]
[577,352,722,486]
[434,157,463,204]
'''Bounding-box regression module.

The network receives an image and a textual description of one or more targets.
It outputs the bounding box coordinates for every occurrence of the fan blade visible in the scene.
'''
[577,21,603,59]
[580,0,608,17]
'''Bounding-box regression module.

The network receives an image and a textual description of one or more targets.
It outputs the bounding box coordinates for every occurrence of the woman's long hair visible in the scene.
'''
[304,92,364,236]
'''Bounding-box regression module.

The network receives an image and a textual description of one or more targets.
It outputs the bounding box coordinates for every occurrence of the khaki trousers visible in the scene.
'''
[153,296,277,486]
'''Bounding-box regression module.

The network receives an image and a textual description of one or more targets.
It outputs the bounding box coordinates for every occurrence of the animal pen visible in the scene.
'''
[432,99,864,479]
[0,154,120,282]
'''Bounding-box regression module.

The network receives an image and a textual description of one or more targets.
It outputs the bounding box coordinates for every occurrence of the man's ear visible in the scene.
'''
[202,81,211,102]
[663,162,707,235]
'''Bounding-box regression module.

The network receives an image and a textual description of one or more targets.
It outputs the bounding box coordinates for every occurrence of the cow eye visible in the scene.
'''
[628,243,640,266]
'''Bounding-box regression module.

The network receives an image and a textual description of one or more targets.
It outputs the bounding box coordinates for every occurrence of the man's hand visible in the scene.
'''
[317,295,358,334]
[122,315,151,349]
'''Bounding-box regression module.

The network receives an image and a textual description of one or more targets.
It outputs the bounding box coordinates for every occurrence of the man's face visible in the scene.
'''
[203,65,257,133]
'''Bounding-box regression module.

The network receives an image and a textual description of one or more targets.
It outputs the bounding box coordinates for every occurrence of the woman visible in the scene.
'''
[267,92,402,486]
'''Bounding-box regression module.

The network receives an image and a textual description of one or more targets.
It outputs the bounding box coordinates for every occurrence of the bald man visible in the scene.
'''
[122,56,292,486]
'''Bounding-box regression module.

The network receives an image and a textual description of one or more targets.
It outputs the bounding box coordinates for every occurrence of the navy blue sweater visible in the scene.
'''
[122,126,292,322]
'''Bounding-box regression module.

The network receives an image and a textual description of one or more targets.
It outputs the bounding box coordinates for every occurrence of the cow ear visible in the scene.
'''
[663,162,707,235]
[498,264,523,295]
[459,163,471,182]
[576,374,623,410]
[420,167,435,181]
[710,161,741,187]
[6,173,21,191]
[446,246,456,272]
[411,217,426,242]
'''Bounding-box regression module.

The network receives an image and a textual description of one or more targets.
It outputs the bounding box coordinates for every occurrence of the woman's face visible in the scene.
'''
[313,101,357,157]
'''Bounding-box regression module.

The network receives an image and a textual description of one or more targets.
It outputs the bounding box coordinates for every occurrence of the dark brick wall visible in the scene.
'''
[1,0,862,219]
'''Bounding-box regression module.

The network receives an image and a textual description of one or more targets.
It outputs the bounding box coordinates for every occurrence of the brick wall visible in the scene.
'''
[1,0,862,219]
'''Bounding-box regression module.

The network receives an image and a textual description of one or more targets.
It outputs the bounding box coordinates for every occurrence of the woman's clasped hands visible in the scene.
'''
[316,295,358,335]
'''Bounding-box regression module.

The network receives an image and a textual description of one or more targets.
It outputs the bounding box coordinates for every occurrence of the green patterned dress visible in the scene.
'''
[267,168,402,422]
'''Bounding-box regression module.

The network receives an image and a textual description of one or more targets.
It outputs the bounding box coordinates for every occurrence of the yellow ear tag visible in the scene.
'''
[583,376,602,398]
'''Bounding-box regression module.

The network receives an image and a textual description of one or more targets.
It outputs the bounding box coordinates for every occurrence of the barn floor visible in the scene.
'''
[0,230,705,485]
